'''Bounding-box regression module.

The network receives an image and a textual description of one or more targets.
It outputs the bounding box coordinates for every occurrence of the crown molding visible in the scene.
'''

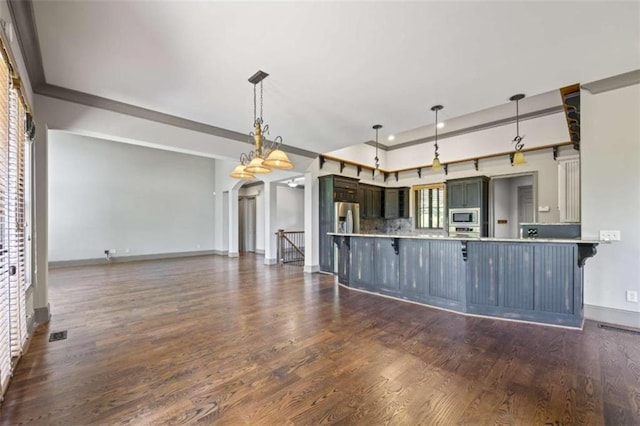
[7,0,317,159]
[582,69,640,95]
[365,105,564,152]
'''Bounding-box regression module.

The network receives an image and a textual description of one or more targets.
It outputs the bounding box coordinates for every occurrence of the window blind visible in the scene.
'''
[0,49,11,398]
[0,35,31,400]
[8,85,27,358]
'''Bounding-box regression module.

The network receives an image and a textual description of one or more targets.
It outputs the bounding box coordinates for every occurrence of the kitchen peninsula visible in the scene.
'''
[328,232,598,328]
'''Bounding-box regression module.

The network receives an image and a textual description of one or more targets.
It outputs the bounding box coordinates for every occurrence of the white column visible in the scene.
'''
[263,181,278,265]
[304,163,320,273]
[33,123,49,323]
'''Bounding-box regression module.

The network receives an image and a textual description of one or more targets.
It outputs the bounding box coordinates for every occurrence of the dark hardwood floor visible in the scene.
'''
[1,254,638,425]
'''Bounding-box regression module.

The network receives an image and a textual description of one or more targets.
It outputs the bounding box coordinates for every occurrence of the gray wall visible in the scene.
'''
[493,179,511,239]
[581,84,640,317]
[276,185,305,231]
[48,132,216,261]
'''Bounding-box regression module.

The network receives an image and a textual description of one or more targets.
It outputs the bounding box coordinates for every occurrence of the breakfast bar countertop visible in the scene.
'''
[327,232,599,245]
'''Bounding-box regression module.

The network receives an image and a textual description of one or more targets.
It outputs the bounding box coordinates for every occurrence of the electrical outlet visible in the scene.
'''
[626,290,638,303]
[109,249,117,255]
[125,248,130,253]
[599,230,621,242]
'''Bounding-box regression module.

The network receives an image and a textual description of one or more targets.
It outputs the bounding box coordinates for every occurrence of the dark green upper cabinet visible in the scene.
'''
[358,184,383,219]
[447,177,488,209]
[384,187,409,219]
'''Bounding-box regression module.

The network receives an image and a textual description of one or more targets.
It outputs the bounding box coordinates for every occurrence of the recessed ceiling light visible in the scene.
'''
[388,135,395,141]
[437,122,445,129]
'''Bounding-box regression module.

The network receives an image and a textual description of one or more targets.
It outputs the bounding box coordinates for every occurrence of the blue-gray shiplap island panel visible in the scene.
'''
[499,243,535,310]
[467,242,500,307]
[428,240,465,309]
[534,244,575,315]
[398,239,429,298]
[328,233,598,328]
[374,238,399,293]
[349,237,375,290]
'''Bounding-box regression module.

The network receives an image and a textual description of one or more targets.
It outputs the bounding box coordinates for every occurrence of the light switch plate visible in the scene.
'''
[600,230,621,241]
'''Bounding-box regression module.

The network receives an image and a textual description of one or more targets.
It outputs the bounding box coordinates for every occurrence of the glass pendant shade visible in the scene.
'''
[263,149,294,169]
[245,157,271,174]
[512,151,526,165]
[432,157,442,171]
[229,164,255,180]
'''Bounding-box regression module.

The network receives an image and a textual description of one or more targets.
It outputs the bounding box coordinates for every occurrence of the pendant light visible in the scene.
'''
[510,94,526,166]
[431,105,443,171]
[372,124,382,177]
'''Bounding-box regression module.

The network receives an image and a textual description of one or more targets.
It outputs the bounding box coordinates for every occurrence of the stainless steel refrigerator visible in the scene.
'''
[334,202,359,273]
[334,202,360,234]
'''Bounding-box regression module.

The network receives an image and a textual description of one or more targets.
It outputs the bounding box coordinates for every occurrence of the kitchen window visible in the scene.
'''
[414,183,445,229]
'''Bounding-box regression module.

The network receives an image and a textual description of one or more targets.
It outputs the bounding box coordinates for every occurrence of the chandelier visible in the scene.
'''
[230,70,294,179]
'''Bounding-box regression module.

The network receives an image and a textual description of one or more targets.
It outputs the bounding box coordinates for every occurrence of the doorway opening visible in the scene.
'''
[490,173,536,239]
[239,196,257,253]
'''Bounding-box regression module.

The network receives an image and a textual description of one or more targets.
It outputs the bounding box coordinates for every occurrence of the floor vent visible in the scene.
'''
[598,323,640,335]
[49,330,68,342]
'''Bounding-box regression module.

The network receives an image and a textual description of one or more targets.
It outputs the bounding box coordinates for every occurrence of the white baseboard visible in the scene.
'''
[49,250,218,268]
[584,304,640,329]
[264,257,277,265]
[304,264,320,274]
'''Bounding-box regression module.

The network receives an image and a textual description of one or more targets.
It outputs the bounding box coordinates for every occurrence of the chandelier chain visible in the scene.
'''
[260,81,264,123]
[253,84,257,124]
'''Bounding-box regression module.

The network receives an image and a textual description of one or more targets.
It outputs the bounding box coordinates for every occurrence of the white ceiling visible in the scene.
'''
[32,1,639,155]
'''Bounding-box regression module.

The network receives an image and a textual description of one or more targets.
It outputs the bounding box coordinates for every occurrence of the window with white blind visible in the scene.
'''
[558,157,580,223]
[0,42,11,399]
[8,85,27,359]
[0,42,31,400]
[414,183,445,229]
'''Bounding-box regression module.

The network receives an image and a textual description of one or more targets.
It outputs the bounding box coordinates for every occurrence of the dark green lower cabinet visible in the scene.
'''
[339,236,593,327]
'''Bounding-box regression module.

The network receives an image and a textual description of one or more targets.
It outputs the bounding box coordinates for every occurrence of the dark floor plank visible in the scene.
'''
[1,254,638,424]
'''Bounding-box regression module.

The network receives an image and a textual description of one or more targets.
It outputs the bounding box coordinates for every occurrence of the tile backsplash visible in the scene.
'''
[361,218,447,236]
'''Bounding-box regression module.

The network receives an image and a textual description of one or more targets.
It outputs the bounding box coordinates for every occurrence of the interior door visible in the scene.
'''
[245,197,256,252]
[518,185,534,226]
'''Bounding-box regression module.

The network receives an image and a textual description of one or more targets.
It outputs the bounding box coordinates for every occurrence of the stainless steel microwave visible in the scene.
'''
[449,208,480,226]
